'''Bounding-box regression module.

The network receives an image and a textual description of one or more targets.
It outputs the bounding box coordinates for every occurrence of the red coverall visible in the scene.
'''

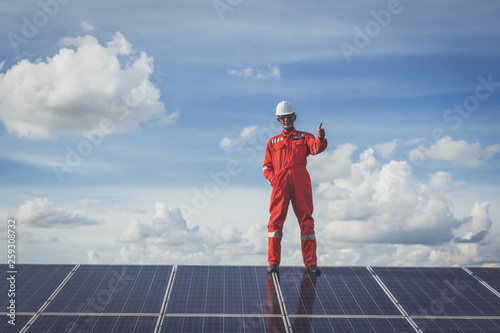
[263,129,327,267]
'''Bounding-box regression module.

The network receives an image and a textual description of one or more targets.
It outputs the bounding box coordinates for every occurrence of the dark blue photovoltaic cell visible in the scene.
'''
[288,317,415,333]
[166,266,281,314]
[419,318,500,332]
[0,264,75,312]
[467,267,500,294]
[27,315,158,333]
[44,265,172,313]
[279,267,401,315]
[372,267,500,316]
[160,316,286,333]
[0,314,33,333]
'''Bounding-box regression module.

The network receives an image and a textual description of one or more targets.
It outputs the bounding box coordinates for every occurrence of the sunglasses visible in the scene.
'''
[277,114,295,120]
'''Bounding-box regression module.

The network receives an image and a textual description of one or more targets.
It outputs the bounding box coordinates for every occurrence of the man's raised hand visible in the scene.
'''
[317,122,325,139]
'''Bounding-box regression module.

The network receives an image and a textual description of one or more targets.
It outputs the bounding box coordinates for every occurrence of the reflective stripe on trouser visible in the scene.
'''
[268,168,317,266]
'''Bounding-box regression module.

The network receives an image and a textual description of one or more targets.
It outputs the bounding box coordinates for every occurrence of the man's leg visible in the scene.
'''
[268,178,290,266]
[291,170,317,267]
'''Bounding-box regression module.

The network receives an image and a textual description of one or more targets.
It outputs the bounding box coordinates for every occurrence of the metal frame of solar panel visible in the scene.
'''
[2,265,500,333]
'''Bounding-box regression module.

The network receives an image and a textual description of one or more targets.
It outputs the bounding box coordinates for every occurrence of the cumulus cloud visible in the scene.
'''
[455,202,492,243]
[428,171,467,192]
[220,125,259,152]
[88,250,102,264]
[0,32,174,139]
[227,64,280,80]
[118,203,215,264]
[117,202,267,265]
[428,171,452,189]
[375,139,400,159]
[308,143,357,182]
[81,21,95,32]
[409,136,500,166]
[17,198,101,228]
[315,148,489,246]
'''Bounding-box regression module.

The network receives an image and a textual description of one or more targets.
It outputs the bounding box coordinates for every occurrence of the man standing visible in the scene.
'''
[263,101,327,274]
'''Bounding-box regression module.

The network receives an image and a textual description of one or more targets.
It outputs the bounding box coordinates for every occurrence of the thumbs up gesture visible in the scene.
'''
[317,122,325,139]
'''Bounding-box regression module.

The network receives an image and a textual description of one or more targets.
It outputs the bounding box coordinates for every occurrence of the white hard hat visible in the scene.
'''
[275,100,295,116]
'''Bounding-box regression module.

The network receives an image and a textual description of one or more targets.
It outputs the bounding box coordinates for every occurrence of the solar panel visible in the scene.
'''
[372,267,500,317]
[3,264,500,332]
[44,265,172,313]
[288,317,416,333]
[419,318,500,332]
[467,267,500,293]
[160,316,287,333]
[278,266,401,315]
[0,264,75,312]
[26,315,158,333]
[166,266,280,315]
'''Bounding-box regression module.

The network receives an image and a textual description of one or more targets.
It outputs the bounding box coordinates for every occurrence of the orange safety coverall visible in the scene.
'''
[263,129,327,267]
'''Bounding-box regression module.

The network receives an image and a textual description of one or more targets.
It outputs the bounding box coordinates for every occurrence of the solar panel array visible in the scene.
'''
[1,264,499,332]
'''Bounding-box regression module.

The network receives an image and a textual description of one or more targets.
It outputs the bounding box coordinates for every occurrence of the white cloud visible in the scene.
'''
[81,21,95,32]
[0,32,173,139]
[315,149,488,246]
[154,110,179,127]
[308,143,357,182]
[117,203,216,264]
[375,139,400,159]
[220,125,259,152]
[88,250,102,264]
[455,202,492,243]
[16,198,102,228]
[409,136,500,166]
[428,171,467,192]
[428,171,452,189]
[116,201,268,265]
[227,64,280,80]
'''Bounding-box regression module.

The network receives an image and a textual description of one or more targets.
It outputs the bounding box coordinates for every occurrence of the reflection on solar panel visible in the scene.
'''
[166,265,279,314]
[279,266,401,315]
[2,264,500,333]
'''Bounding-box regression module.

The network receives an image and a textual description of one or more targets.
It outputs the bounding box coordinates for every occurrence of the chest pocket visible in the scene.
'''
[292,138,308,158]
[272,140,286,151]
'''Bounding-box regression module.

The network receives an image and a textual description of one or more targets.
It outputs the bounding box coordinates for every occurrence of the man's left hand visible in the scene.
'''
[317,122,325,139]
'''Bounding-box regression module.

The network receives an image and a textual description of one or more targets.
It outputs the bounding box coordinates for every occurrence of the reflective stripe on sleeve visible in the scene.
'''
[301,234,316,241]
[268,232,282,239]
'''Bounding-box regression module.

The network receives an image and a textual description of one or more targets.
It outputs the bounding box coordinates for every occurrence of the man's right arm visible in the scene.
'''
[263,141,275,184]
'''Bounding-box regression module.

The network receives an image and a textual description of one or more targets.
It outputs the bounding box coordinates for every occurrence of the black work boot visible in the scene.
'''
[305,265,321,275]
[267,264,279,274]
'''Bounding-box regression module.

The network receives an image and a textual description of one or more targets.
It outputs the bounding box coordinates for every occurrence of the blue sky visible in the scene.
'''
[1,0,499,266]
